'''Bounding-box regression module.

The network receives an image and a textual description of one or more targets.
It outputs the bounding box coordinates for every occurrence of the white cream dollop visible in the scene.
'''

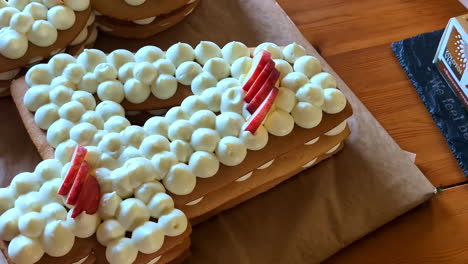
[166,42,194,67]
[296,82,325,107]
[11,172,41,196]
[0,188,14,214]
[147,193,174,219]
[264,109,295,136]
[117,198,150,231]
[8,235,44,264]
[143,116,169,138]
[97,80,125,103]
[189,151,219,178]
[322,88,347,114]
[81,110,104,130]
[191,128,220,152]
[194,41,222,65]
[215,112,245,137]
[168,119,194,142]
[163,163,196,195]
[23,2,47,20]
[64,0,90,11]
[106,237,138,264]
[158,209,188,237]
[107,49,135,69]
[49,85,72,107]
[40,202,67,222]
[95,100,125,121]
[77,49,107,72]
[0,208,20,241]
[191,72,217,95]
[199,87,222,112]
[132,221,165,254]
[254,42,283,59]
[35,103,59,130]
[134,181,165,204]
[72,90,96,110]
[220,87,244,114]
[98,192,122,219]
[54,139,77,164]
[104,115,130,133]
[59,101,86,122]
[274,87,296,113]
[189,109,216,130]
[153,58,175,76]
[139,135,170,158]
[35,159,62,181]
[70,122,97,145]
[175,61,202,86]
[282,43,307,63]
[0,28,28,59]
[24,85,50,111]
[274,59,293,81]
[67,209,100,238]
[18,211,45,238]
[135,46,165,63]
[231,56,252,79]
[41,220,75,257]
[63,63,86,84]
[47,5,75,30]
[121,125,148,148]
[310,72,337,89]
[281,72,309,92]
[203,57,230,80]
[78,72,99,93]
[221,41,250,64]
[169,140,192,163]
[216,136,247,166]
[151,151,178,180]
[180,95,208,116]
[96,219,125,246]
[294,55,321,78]
[239,124,268,151]
[152,73,178,99]
[26,63,53,87]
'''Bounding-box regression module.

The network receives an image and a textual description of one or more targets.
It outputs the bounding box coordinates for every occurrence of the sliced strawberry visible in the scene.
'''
[244,60,274,103]
[72,175,101,218]
[244,87,279,134]
[66,161,90,206]
[247,68,280,113]
[58,145,88,196]
[242,50,272,92]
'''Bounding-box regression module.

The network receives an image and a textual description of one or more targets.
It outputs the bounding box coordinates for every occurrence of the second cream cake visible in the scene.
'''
[4,41,352,263]
[94,0,200,39]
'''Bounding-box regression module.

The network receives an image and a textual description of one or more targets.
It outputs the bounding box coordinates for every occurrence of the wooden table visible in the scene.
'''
[277,0,468,262]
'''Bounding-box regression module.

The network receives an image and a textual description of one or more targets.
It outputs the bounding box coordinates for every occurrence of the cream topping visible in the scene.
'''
[96,219,125,246]
[254,42,283,60]
[231,56,252,79]
[322,88,347,114]
[282,42,306,64]
[194,41,221,65]
[221,41,249,64]
[8,235,44,263]
[163,163,196,195]
[147,192,174,218]
[188,151,219,178]
[41,220,75,257]
[291,102,322,129]
[157,209,188,237]
[132,221,165,254]
[191,71,217,95]
[134,181,165,204]
[215,136,247,166]
[117,198,150,231]
[264,109,294,136]
[294,55,321,78]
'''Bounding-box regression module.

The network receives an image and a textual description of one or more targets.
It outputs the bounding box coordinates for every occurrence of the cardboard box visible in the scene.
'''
[434,14,468,108]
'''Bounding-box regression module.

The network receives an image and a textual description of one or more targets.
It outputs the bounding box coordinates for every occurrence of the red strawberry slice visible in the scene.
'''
[244,60,274,103]
[242,50,272,92]
[244,87,279,134]
[247,68,280,113]
[71,176,101,218]
[58,145,88,196]
[66,161,90,206]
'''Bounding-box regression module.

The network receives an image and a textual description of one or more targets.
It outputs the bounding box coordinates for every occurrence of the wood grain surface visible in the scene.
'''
[278,0,467,186]
[276,0,468,262]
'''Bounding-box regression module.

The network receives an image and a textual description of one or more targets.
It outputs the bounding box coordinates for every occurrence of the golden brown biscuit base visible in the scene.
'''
[96,0,199,39]
[10,75,352,205]
[92,0,191,21]
[0,7,92,73]
[0,224,191,264]
[182,127,349,224]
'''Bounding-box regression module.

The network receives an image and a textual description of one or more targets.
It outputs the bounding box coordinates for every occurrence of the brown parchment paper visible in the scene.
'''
[0,0,435,263]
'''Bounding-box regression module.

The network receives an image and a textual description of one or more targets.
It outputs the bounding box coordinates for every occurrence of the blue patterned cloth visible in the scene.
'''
[392,30,468,176]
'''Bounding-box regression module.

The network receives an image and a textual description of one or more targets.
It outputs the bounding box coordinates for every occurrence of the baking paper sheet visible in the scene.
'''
[0,0,435,263]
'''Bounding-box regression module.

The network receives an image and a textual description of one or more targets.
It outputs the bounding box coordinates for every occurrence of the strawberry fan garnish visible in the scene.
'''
[57,145,101,218]
[242,50,280,134]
